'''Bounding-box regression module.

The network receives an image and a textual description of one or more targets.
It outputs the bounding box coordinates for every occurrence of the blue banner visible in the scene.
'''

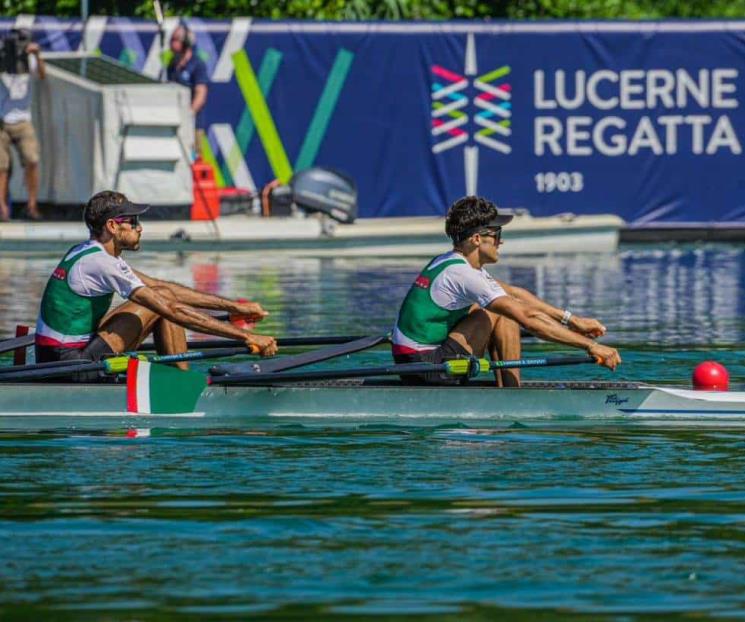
[4,18,745,224]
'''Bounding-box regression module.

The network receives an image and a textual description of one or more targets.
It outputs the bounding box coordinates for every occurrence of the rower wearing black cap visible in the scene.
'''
[391,195,621,386]
[35,190,277,380]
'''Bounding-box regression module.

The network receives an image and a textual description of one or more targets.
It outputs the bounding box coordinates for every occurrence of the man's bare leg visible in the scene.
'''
[24,163,41,220]
[448,307,522,387]
[488,314,521,387]
[97,297,189,370]
[153,317,189,370]
[448,308,495,357]
[0,170,9,221]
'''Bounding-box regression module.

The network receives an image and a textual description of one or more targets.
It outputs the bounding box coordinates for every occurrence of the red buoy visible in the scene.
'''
[692,361,730,391]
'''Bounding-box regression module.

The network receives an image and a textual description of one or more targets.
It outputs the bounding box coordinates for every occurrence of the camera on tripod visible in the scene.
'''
[0,28,32,74]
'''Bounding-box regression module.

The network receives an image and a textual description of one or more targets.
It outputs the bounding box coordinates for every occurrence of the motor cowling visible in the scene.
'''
[263,167,357,224]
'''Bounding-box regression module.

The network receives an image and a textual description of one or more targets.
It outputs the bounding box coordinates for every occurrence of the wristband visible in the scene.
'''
[561,309,572,326]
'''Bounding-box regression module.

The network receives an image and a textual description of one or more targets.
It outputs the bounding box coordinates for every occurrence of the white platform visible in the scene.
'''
[0,211,623,256]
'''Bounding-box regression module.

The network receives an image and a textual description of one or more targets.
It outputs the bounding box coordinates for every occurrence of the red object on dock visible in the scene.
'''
[191,160,220,221]
[692,361,729,391]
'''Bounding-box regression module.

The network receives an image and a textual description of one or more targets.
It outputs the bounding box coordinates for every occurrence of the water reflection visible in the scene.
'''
[1,245,743,346]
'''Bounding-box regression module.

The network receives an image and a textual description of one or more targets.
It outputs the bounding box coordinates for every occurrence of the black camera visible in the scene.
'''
[0,28,32,74]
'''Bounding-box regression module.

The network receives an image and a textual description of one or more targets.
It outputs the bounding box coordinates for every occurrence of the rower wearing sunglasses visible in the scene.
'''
[34,190,277,380]
[392,195,621,386]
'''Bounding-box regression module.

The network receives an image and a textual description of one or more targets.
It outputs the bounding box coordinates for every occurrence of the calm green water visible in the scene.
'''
[2,246,745,619]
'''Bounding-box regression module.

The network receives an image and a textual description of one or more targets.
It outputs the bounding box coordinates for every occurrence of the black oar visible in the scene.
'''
[0,358,93,375]
[210,334,390,376]
[212,353,598,385]
[0,333,35,355]
[0,346,255,382]
[139,334,372,351]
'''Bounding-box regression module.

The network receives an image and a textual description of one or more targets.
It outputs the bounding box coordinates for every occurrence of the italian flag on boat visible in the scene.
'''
[126,358,207,414]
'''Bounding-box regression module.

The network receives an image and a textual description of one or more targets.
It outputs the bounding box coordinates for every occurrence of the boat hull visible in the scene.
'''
[1,380,744,431]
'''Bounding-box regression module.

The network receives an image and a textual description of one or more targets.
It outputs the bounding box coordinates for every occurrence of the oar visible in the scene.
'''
[139,334,373,351]
[0,347,256,382]
[212,353,598,385]
[0,358,95,375]
[0,333,35,355]
[210,334,390,376]
[0,335,386,382]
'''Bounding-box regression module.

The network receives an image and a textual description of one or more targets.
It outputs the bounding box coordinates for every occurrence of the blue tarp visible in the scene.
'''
[4,18,745,224]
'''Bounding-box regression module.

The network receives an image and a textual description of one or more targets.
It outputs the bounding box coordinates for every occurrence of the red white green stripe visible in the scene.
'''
[126,358,207,414]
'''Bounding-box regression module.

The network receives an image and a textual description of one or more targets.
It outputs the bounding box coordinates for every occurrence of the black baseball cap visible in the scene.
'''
[84,199,149,221]
[83,191,150,233]
[479,211,514,227]
[451,211,514,242]
[109,200,150,218]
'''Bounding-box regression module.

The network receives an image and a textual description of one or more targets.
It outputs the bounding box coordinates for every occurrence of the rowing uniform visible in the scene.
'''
[392,251,506,384]
[34,241,144,379]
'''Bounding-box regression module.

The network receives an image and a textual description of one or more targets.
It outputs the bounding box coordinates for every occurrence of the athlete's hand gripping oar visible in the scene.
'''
[212,353,600,386]
[210,297,268,331]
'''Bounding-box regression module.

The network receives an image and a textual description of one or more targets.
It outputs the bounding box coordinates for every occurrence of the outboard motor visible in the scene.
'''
[262,167,357,224]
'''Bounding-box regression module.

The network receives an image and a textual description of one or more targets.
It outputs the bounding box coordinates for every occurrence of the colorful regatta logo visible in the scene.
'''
[431,60,512,155]
[429,34,513,195]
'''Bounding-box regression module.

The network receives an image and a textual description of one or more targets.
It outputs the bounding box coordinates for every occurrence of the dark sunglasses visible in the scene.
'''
[112,215,140,227]
[478,226,502,241]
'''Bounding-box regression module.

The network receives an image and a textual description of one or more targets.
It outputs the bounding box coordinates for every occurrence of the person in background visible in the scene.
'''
[166,23,208,159]
[0,28,44,221]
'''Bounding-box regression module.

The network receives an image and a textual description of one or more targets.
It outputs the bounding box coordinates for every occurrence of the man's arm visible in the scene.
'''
[27,43,45,80]
[191,83,207,115]
[134,270,267,319]
[487,295,621,370]
[191,59,208,115]
[498,281,605,338]
[129,285,277,355]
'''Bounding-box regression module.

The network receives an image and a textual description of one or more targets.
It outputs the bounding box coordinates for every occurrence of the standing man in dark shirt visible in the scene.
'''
[166,23,208,158]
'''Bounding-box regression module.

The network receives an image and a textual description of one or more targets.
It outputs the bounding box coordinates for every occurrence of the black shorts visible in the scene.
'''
[393,337,472,386]
[35,336,115,383]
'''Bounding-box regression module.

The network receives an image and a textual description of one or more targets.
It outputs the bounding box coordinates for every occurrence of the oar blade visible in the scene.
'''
[211,334,389,376]
[126,359,208,415]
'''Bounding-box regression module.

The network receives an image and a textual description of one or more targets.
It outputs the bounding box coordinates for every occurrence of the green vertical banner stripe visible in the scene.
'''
[235,48,283,153]
[232,50,293,183]
[200,136,226,187]
[294,49,354,172]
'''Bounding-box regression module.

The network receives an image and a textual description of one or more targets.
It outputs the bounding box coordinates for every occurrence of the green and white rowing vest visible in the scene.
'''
[392,251,507,353]
[36,245,114,348]
[393,254,472,351]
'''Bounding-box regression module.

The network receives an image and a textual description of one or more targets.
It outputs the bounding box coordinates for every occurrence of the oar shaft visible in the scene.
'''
[0,358,92,375]
[212,361,441,385]
[212,353,599,386]
[0,333,35,355]
[0,360,101,381]
[491,354,595,369]
[130,347,250,364]
[138,335,372,351]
